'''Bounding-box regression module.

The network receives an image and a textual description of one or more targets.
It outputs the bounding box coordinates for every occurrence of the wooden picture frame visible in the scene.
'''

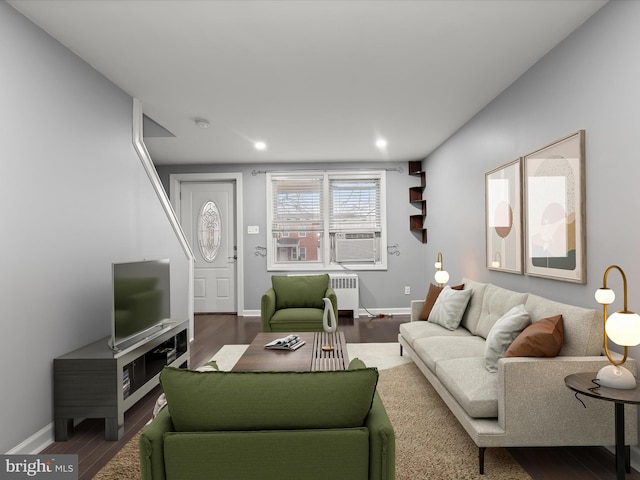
[485,158,523,274]
[523,130,586,283]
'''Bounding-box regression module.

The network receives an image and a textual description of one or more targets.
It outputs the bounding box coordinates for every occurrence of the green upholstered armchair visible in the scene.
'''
[139,359,395,480]
[261,274,338,332]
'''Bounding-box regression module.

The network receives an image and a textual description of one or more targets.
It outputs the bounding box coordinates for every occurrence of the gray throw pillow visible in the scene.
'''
[427,286,473,331]
[484,304,531,372]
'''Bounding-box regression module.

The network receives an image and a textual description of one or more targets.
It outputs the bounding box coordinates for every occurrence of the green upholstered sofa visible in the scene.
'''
[139,359,395,480]
[261,274,338,332]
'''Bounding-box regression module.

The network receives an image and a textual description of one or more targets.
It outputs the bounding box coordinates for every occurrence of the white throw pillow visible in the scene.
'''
[428,286,473,331]
[484,304,531,373]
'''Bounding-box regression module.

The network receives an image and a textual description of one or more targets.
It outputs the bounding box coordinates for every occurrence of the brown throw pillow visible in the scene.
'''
[418,283,464,320]
[505,314,564,358]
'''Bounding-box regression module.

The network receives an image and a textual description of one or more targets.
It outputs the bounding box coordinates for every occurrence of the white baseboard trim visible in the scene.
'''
[8,418,88,455]
[240,307,411,318]
[7,423,54,455]
[360,307,411,317]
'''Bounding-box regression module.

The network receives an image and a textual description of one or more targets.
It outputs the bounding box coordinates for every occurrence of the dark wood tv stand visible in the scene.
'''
[53,319,189,441]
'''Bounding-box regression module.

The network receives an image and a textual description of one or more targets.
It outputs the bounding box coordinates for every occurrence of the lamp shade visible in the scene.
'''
[595,288,615,305]
[605,311,640,346]
[434,270,449,285]
[434,261,442,269]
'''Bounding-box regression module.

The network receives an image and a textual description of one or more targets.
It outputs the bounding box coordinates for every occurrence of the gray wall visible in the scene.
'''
[423,0,640,359]
[0,3,188,453]
[156,162,427,312]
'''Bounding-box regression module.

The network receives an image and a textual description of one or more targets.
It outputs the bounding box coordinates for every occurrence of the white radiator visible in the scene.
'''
[329,273,359,318]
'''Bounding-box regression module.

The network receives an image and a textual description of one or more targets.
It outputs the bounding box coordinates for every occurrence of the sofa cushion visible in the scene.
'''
[428,286,473,330]
[524,294,601,356]
[436,357,499,418]
[418,283,464,320]
[271,274,328,310]
[414,336,486,372]
[484,304,531,373]
[160,366,378,432]
[505,314,564,358]
[476,284,529,339]
[399,321,472,348]
[460,278,487,335]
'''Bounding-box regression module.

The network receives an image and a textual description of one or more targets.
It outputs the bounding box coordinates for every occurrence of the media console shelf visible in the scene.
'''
[54,319,189,441]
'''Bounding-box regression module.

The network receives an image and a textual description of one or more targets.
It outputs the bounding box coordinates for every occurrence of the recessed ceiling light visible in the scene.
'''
[195,119,210,129]
[254,141,267,151]
[376,138,388,149]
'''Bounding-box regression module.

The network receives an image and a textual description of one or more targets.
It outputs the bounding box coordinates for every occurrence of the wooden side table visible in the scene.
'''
[565,372,640,480]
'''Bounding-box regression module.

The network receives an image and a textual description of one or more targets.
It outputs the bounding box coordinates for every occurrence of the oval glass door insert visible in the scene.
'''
[198,200,222,262]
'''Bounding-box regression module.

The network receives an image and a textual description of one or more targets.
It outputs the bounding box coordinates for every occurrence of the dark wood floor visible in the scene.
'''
[42,313,640,480]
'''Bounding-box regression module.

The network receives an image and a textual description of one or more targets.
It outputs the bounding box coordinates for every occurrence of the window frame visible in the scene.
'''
[266,170,387,271]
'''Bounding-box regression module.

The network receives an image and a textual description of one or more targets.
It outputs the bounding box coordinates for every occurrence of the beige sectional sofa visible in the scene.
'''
[398,277,638,473]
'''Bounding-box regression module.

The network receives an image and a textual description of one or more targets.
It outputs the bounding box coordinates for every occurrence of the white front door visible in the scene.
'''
[180,182,236,313]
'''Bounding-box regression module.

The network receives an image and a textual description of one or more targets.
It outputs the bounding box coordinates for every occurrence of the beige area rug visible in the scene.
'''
[376,363,531,480]
[93,434,141,480]
[94,351,531,480]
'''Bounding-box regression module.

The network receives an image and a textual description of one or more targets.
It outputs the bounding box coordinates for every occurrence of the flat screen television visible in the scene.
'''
[111,259,171,350]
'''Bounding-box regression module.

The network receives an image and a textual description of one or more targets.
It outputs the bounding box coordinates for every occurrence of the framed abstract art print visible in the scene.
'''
[523,130,586,283]
[485,158,523,274]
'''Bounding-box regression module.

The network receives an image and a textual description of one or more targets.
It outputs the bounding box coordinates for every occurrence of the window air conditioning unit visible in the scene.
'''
[335,232,376,263]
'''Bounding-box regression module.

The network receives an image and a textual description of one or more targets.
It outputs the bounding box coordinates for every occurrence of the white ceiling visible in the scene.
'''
[9,0,607,165]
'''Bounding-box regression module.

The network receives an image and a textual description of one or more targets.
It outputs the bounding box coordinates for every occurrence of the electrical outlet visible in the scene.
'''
[404,286,411,295]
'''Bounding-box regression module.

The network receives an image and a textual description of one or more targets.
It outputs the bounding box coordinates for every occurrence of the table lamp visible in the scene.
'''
[594,265,640,389]
[434,252,449,287]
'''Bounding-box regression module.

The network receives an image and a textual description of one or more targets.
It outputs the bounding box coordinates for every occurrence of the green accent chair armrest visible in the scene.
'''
[139,407,173,480]
[260,287,277,332]
[366,392,396,480]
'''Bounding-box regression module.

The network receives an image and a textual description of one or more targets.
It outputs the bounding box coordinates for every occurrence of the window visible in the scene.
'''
[330,176,381,232]
[267,171,387,271]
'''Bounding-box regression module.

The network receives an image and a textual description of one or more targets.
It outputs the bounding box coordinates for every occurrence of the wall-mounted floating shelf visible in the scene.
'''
[408,160,427,243]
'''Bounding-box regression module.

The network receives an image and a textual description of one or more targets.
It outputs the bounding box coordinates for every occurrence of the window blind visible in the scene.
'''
[271,176,323,232]
[329,177,381,231]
